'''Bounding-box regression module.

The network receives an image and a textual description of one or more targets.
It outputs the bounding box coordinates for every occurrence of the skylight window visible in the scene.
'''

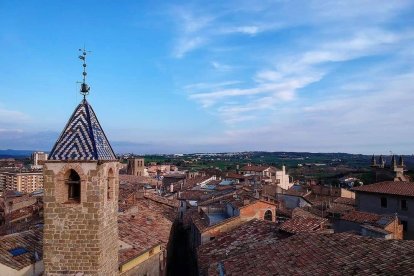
[9,247,28,257]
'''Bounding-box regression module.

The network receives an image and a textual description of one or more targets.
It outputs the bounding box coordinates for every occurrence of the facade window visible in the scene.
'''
[66,170,81,203]
[402,220,408,232]
[380,197,387,208]
[401,199,408,211]
[264,210,273,221]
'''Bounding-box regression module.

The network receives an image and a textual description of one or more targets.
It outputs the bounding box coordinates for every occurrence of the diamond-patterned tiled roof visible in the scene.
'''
[49,99,116,161]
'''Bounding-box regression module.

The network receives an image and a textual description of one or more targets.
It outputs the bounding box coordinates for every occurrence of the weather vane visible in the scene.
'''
[78,47,92,99]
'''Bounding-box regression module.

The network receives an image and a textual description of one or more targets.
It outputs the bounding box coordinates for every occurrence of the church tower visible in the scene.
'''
[43,49,119,275]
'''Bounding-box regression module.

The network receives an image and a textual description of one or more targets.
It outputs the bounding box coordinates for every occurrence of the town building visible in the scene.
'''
[187,192,277,249]
[31,152,48,169]
[353,181,414,239]
[118,195,176,275]
[240,164,292,189]
[127,158,146,176]
[0,192,43,235]
[0,172,43,193]
[0,228,43,276]
[333,210,403,239]
[370,154,408,182]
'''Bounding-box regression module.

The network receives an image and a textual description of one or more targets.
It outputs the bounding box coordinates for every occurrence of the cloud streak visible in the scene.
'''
[170,0,414,152]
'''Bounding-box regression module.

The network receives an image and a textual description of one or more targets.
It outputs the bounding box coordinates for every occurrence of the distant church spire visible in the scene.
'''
[78,47,91,99]
[371,154,377,166]
[399,155,404,167]
[391,155,397,168]
[378,155,385,168]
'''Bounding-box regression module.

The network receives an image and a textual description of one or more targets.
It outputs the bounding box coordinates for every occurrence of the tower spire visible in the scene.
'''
[78,47,91,100]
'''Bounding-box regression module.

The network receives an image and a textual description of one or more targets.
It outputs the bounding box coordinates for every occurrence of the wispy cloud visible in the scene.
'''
[184,80,243,91]
[185,23,413,125]
[171,7,214,58]
[0,107,30,125]
[169,0,414,152]
[211,61,234,71]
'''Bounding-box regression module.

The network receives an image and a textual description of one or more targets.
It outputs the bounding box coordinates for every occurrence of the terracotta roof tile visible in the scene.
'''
[240,165,272,172]
[333,197,356,206]
[207,232,414,275]
[0,229,43,270]
[326,203,355,214]
[340,210,382,224]
[197,219,287,275]
[279,217,329,234]
[352,181,414,197]
[118,198,175,264]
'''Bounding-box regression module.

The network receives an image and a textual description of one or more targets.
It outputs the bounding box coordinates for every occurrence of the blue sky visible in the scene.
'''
[1,0,414,154]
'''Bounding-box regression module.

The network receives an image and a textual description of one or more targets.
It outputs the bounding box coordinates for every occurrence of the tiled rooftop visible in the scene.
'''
[352,181,414,197]
[326,203,355,214]
[198,219,287,275]
[240,165,272,172]
[292,207,321,219]
[119,174,158,186]
[341,210,382,224]
[224,172,247,179]
[207,232,414,275]
[48,99,116,161]
[118,198,175,265]
[178,190,212,201]
[333,197,356,206]
[279,217,328,234]
[0,229,43,270]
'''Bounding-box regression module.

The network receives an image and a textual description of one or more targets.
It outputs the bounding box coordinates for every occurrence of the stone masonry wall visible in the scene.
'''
[43,161,119,275]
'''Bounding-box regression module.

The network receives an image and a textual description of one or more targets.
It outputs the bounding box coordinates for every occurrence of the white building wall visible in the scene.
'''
[276,166,293,190]
[0,261,44,276]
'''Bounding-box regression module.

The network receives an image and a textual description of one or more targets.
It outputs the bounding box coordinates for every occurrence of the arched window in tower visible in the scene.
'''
[66,169,81,203]
[107,168,115,201]
[264,210,273,221]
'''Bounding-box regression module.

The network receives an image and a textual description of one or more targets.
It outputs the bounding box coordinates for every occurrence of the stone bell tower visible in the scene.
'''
[43,49,119,275]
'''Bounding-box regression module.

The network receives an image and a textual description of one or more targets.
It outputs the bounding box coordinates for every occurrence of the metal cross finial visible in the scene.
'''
[78,47,92,100]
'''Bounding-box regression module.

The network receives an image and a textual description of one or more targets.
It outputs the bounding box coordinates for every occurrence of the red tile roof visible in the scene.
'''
[118,198,175,265]
[0,229,43,270]
[326,203,355,215]
[279,217,328,234]
[352,181,414,197]
[292,207,323,219]
[178,190,212,201]
[333,197,356,206]
[197,219,286,275]
[240,165,272,172]
[224,172,246,179]
[341,210,382,224]
[207,232,414,275]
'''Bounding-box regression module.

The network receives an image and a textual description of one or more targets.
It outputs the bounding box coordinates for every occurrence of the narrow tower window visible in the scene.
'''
[66,170,81,203]
[107,168,114,201]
